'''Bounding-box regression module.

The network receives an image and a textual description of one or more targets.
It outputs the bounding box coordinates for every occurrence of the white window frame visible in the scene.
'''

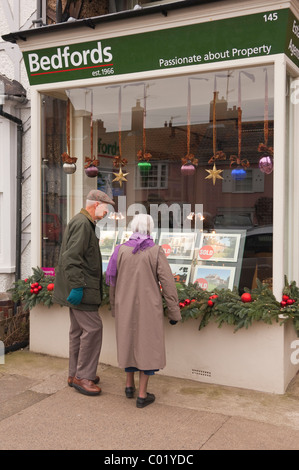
[0,114,16,273]
[222,168,265,193]
[135,161,168,190]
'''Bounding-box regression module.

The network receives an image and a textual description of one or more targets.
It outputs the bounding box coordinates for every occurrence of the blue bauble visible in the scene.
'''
[231,168,246,180]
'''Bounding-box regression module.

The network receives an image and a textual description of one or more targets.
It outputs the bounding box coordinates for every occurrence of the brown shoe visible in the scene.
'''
[72,377,101,396]
[68,375,100,387]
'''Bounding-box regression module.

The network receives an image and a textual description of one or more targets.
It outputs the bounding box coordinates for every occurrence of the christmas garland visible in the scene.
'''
[8,267,55,311]
[173,278,299,335]
[7,268,299,336]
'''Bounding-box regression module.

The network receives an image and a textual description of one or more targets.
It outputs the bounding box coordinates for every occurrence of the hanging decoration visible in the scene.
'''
[84,91,99,178]
[181,79,198,176]
[111,86,129,185]
[229,71,254,180]
[205,163,225,185]
[62,98,77,174]
[137,84,152,175]
[258,155,273,175]
[205,88,226,184]
[258,69,273,174]
[112,167,129,187]
[85,157,99,177]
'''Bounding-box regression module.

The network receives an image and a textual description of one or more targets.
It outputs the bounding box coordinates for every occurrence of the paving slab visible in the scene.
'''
[0,349,299,450]
[201,416,299,450]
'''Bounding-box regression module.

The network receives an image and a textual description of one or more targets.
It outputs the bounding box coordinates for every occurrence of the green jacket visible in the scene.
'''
[53,209,103,311]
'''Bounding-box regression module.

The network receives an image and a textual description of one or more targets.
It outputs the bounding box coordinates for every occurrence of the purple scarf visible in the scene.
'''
[105,232,155,286]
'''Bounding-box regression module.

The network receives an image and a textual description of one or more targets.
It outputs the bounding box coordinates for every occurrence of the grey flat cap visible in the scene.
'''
[86,189,115,206]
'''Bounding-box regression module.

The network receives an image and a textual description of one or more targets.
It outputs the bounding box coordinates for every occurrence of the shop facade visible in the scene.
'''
[3,0,299,393]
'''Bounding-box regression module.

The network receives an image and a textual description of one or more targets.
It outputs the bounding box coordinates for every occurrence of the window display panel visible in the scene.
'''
[41,64,274,292]
[41,94,68,270]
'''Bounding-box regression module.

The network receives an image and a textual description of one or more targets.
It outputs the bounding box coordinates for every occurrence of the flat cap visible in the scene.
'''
[86,189,115,206]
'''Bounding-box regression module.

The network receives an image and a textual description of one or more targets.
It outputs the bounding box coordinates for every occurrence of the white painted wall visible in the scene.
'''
[30,304,299,394]
[0,0,35,291]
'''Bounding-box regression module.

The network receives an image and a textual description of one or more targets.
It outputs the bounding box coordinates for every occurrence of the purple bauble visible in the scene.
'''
[181,163,195,176]
[259,156,273,174]
[85,165,99,178]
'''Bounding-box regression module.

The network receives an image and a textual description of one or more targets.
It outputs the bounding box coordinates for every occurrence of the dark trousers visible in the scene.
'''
[69,307,103,380]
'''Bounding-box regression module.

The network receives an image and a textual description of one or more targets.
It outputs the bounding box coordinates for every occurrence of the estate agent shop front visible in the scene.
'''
[3,0,299,393]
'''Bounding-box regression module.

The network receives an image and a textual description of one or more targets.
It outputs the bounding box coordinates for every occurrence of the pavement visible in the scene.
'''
[1,348,299,451]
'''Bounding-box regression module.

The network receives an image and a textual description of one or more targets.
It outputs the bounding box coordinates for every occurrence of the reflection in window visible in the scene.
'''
[41,65,274,293]
[135,162,168,189]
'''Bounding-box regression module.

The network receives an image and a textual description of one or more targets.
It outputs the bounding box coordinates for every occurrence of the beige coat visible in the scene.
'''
[109,244,182,371]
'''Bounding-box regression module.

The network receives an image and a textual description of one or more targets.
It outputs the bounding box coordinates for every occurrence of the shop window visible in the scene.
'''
[40,64,274,293]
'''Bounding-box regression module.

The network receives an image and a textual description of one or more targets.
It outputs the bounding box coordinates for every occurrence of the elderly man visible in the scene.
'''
[53,190,114,396]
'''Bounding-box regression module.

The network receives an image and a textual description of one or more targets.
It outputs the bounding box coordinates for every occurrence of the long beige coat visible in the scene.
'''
[109,244,182,371]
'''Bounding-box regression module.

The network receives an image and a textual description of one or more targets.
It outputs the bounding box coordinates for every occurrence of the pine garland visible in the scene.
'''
[8,268,299,336]
[164,276,299,335]
[174,279,282,332]
[8,267,55,311]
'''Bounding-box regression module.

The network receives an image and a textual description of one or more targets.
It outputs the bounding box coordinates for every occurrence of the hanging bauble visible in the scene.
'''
[259,155,273,174]
[84,157,99,178]
[63,162,76,174]
[181,162,196,176]
[231,167,246,180]
[61,152,77,174]
[138,161,151,175]
[85,165,99,178]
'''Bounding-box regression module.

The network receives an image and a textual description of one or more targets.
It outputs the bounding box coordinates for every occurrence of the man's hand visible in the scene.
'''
[67,287,83,305]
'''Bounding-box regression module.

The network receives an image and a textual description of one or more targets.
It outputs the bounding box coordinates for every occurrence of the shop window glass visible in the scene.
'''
[41,64,274,293]
[41,94,68,268]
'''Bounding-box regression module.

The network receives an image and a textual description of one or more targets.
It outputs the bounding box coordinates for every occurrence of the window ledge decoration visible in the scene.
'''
[172,278,298,334]
[8,267,55,311]
[8,269,299,336]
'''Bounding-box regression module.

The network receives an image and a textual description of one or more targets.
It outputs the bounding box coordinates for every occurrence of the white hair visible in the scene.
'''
[86,199,96,207]
[86,199,107,207]
[130,214,154,235]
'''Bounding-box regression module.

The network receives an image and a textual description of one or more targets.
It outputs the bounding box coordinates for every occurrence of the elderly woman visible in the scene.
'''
[106,214,181,408]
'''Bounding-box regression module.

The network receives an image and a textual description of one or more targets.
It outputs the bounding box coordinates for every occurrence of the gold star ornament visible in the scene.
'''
[205,164,223,185]
[112,167,129,187]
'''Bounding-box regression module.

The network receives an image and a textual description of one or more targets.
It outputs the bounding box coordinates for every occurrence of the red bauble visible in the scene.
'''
[179,302,185,309]
[282,295,289,301]
[47,283,55,291]
[184,299,191,305]
[207,300,214,307]
[241,293,252,303]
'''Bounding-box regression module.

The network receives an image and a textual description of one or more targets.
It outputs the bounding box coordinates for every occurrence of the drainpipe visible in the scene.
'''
[0,101,24,283]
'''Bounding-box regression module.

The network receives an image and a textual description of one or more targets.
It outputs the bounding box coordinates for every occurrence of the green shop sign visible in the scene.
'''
[23,8,299,86]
